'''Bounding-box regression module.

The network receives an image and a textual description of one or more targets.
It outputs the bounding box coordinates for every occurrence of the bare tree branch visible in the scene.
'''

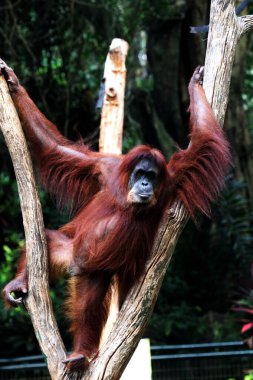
[0,76,69,380]
[239,14,253,35]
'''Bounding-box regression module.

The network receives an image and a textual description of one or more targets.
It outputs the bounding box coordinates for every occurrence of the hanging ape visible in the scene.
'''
[0,59,231,370]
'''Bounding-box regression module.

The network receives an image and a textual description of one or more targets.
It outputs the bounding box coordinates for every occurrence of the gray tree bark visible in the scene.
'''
[0,76,68,380]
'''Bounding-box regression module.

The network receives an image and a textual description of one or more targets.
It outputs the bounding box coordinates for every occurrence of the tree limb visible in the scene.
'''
[203,0,253,123]
[84,204,187,380]
[82,1,253,379]
[190,0,252,34]
[0,76,69,380]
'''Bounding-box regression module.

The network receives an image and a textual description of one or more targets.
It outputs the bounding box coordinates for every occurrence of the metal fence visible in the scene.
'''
[0,355,49,380]
[0,342,253,379]
[151,342,253,380]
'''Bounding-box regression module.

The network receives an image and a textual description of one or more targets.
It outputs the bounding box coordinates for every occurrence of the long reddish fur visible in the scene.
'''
[2,65,232,368]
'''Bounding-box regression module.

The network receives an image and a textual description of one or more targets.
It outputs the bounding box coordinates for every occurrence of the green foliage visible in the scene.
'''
[0,169,71,356]
[0,172,21,221]
[0,171,33,356]
[0,232,35,356]
[212,179,253,261]
[228,374,253,380]
[148,178,252,344]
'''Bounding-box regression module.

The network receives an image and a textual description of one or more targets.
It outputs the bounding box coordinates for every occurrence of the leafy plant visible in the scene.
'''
[234,289,253,341]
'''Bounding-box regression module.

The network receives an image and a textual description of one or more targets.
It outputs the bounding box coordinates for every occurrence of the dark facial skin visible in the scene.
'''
[128,159,159,204]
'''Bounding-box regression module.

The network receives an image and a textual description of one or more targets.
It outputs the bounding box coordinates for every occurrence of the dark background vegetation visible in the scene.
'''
[0,0,253,357]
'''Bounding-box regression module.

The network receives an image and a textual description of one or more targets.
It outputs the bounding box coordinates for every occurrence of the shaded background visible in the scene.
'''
[0,0,253,357]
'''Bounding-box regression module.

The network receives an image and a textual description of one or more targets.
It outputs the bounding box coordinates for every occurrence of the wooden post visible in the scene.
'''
[99,38,129,154]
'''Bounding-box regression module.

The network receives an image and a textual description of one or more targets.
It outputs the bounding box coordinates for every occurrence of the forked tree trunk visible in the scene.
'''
[0,1,252,379]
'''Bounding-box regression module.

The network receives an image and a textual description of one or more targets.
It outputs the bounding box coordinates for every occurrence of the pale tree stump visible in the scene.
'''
[99,38,129,154]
